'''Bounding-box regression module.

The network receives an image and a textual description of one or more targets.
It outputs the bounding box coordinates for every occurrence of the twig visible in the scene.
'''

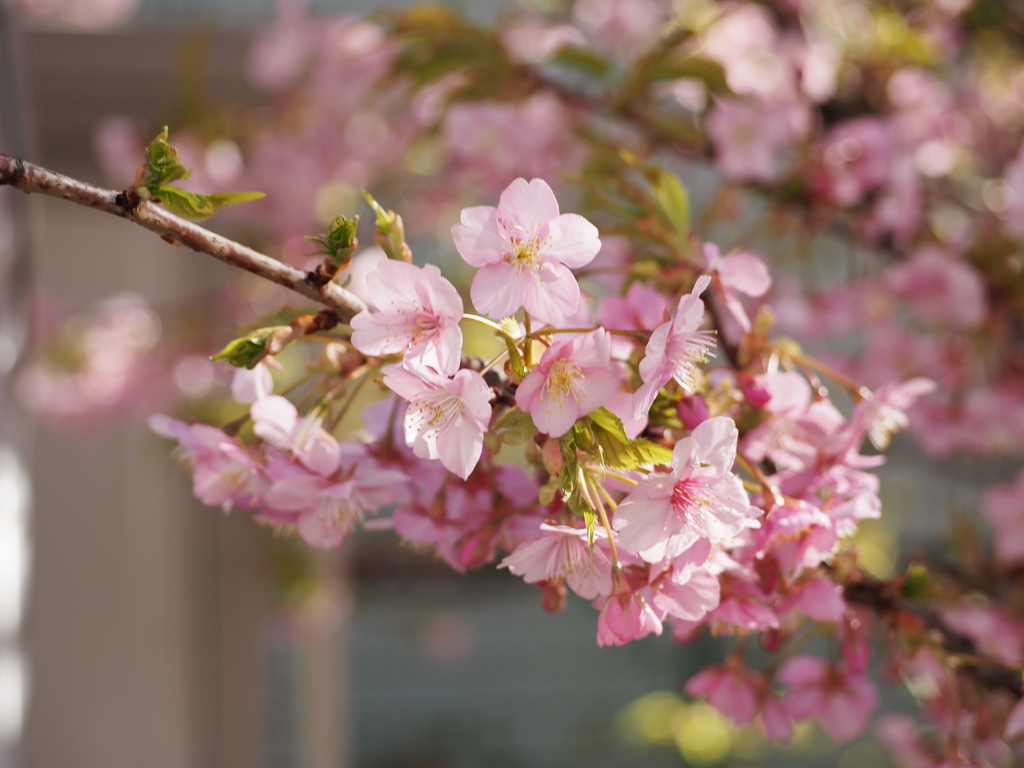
[0,153,367,321]
[838,568,1024,697]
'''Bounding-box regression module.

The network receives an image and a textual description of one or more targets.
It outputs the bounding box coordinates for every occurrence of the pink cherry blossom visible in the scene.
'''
[349,260,465,376]
[648,565,720,623]
[747,502,838,578]
[382,364,493,480]
[632,276,715,419]
[779,656,879,742]
[613,416,756,562]
[149,414,265,512]
[442,93,585,188]
[686,663,760,725]
[982,468,1024,566]
[231,362,273,404]
[499,524,613,599]
[451,177,601,324]
[598,281,670,360]
[841,377,937,452]
[816,117,892,207]
[686,659,794,741]
[250,395,341,476]
[515,328,619,437]
[885,247,988,331]
[777,578,847,624]
[703,243,771,341]
[265,447,409,548]
[595,592,663,647]
[706,97,810,183]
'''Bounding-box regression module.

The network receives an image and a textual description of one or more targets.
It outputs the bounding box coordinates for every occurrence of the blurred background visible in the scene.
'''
[1,1,1020,767]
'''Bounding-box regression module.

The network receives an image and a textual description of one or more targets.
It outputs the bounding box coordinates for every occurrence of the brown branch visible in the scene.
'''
[0,152,368,321]
[838,568,1024,697]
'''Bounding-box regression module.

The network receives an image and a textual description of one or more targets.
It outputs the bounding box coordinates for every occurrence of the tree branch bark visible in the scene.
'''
[0,152,368,321]
[838,568,1024,698]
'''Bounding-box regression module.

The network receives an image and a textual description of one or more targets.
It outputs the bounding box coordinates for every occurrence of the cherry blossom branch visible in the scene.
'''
[837,567,1024,697]
[0,153,368,321]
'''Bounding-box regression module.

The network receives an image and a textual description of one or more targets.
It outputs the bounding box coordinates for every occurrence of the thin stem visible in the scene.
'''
[523,311,533,368]
[582,469,622,569]
[328,367,376,432]
[529,325,649,341]
[276,370,321,398]
[589,466,640,486]
[595,482,619,511]
[461,313,519,345]
[0,153,367,320]
[791,351,870,401]
[479,349,509,375]
[735,452,784,510]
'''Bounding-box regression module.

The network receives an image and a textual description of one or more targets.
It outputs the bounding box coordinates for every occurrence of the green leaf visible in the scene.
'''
[583,508,598,551]
[492,407,538,446]
[154,186,265,221]
[538,479,558,507]
[653,170,689,245]
[557,431,582,513]
[306,215,359,265]
[210,328,276,369]
[145,127,190,186]
[503,336,528,383]
[589,407,674,470]
[549,44,609,76]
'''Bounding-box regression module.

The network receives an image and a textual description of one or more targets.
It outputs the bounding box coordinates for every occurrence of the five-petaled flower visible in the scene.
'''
[613,416,757,562]
[633,275,716,420]
[452,177,601,325]
[514,328,619,438]
[350,260,465,376]
[382,363,493,480]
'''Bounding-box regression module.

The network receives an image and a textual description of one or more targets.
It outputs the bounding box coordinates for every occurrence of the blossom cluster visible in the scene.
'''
[148,176,938,747]
[20,0,1024,762]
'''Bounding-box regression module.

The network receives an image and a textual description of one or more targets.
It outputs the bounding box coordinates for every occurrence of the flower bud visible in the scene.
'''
[363,190,412,262]
[540,579,567,614]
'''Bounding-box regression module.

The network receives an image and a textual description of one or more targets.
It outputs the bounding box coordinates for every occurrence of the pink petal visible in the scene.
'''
[366,259,420,307]
[690,417,739,475]
[297,509,350,549]
[530,388,582,438]
[381,364,436,402]
[717,252,771,297]
[438,411,485,479]
[266,475,323,512]
[522,261,581,325]
[577,368,619,416]
[498,177,560,233]
[251,395,299,449]
[470,261,531,320]
[541,213,601,268]
[761,697,793,742]
[452,205,505,267]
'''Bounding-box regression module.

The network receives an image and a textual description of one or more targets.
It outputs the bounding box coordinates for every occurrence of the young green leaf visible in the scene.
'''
[362,190,412,262]
[583,507,598,551]
[210,328,277,369]
[144,127,191,187]
[502,335,528,383]
[492,407,539,446]
[653,170,690,245]
[589,407,674,470]
[154,186,265,221]
[306,215,360,265]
